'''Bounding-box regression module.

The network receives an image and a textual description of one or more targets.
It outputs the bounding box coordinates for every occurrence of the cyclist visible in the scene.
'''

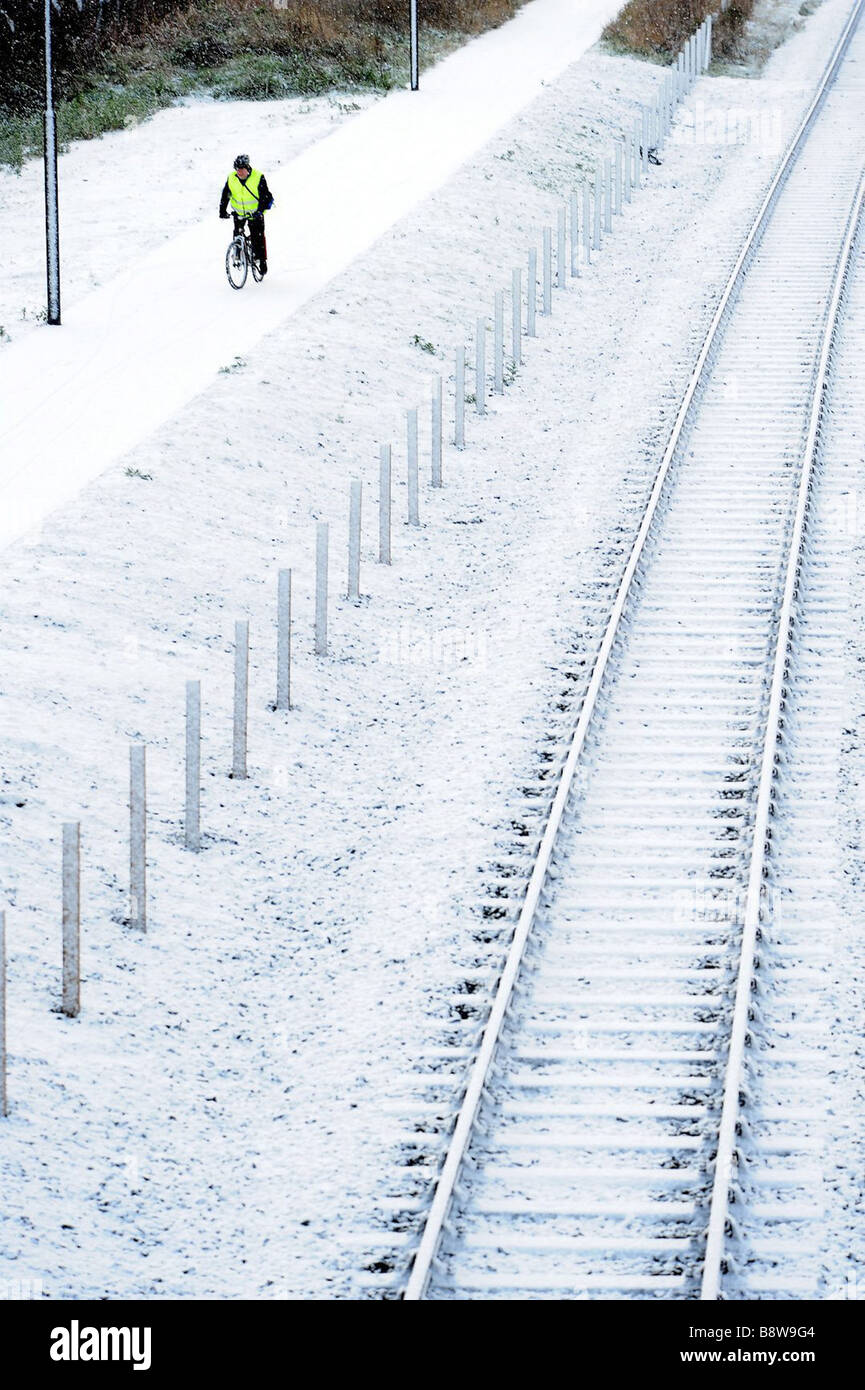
[219,155,274,275]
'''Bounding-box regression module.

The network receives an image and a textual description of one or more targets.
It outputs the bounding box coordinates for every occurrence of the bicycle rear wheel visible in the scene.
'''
[226,237,248,290]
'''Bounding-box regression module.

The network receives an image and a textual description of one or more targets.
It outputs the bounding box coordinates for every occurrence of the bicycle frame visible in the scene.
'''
[225,215,262,290]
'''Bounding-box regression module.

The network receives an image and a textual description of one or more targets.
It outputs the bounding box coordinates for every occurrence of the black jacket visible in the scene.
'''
[219,173,273,217]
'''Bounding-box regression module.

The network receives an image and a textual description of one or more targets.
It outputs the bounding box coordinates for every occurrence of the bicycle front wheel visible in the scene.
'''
[226,237,248,290]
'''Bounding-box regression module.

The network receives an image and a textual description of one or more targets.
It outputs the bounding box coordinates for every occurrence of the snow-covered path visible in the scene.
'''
[0,0,622,550]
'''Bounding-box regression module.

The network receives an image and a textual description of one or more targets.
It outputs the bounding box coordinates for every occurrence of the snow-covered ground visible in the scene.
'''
[1,0,863,1300]
[0,0,624,550]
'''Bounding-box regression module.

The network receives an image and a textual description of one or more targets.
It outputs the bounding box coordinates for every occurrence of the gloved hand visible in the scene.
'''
[220,210,230,220]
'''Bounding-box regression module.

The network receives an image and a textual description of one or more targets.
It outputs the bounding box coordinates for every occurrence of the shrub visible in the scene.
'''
[603,0,757,60]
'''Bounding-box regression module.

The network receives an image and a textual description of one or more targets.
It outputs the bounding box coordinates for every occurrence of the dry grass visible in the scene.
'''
[351,1,525,32]
[603,0,757,60]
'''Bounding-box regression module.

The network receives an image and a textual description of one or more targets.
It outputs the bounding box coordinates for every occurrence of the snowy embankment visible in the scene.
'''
[0,0,853,1299]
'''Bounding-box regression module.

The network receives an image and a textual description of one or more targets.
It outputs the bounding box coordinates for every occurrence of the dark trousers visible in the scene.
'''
[232,211,266,264]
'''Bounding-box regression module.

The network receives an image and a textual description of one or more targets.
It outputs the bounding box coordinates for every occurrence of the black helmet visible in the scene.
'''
[233,154,251,170]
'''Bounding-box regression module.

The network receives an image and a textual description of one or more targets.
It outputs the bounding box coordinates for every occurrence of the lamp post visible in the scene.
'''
[44,0,61,325]
[410,0,419,91]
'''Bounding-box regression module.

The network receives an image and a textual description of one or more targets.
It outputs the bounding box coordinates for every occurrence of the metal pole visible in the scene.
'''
[43,0,60,325]
[61,823,80,1018]
[593,166,602,250]
[233,620,249,780]
[185,681,201,851]
[277,568,292,709]
[614,143,622,216]
[379,444,393,558]
[604,158,612,232]
[407,409,420,521]
[0,911,7,1116]
[130,744,146,932]
[512,267,522,365]
[431,375,442,486]
[494,291,504,393]
[569,192,579,276]
[527,248,537,335]
[409,0,419,91]
[543,227,552,313]
[582,182,592,264]
[315,522,329,655]
[476,317,486,414]
[455,348,465,447]
[556,207,566,289]
[348,479,362,598]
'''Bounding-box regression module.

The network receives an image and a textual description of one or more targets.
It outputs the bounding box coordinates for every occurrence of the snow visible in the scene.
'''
[813,196,865,1299]
[0,0,624,551]
[1,0,863,1301]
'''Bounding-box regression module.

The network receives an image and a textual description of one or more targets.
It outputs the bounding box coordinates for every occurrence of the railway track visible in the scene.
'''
[356,0,865,1300]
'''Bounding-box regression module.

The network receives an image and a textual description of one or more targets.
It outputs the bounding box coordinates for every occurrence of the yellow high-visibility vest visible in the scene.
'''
[227,169,264,214]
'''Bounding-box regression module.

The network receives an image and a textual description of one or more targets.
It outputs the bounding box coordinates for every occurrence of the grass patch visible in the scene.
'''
[1,1,530,171]
[1,70,194,171]
[602,1,757,61]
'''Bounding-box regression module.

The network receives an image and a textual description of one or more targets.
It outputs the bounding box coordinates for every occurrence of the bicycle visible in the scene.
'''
[225,214,264,290]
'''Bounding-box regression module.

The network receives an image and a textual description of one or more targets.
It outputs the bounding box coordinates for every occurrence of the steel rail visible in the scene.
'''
[700,167,865,1301]
[402,0,865,1301]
